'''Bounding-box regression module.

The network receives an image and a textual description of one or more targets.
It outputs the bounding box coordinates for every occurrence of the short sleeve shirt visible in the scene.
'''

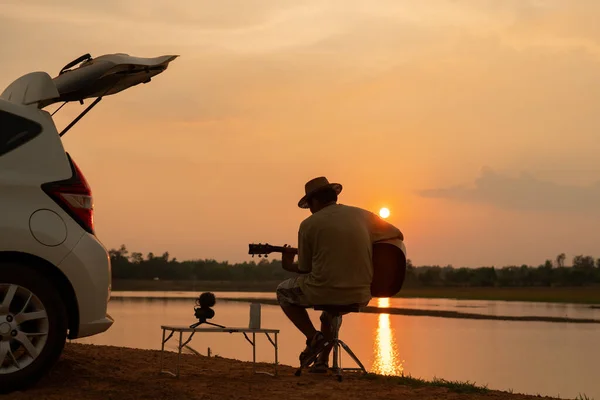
[296,203,403,305]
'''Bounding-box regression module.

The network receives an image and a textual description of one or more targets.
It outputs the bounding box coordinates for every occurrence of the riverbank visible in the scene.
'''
[109,294,600,324]
[8,343,564,400]
[112,279,600,305]
[220,297,600,324]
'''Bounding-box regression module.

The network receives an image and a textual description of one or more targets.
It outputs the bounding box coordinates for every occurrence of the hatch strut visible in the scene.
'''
[59,97,103,137]
[51,102,68,116]
[57,77,120,137]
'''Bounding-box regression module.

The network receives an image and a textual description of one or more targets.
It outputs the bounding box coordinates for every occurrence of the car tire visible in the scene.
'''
[0,262,68,393]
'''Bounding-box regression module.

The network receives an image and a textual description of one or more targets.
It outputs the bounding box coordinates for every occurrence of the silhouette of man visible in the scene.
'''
[276,176,403,372]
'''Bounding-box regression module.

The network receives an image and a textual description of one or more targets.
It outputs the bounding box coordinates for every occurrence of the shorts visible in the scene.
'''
[276,277,311,308]
[276,277,370,315]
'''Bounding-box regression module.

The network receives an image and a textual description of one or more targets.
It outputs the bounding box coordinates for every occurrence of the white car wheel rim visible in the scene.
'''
[0,284,49,374]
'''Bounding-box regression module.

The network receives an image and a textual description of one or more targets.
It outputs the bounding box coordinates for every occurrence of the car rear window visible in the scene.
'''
[0,110,43,157]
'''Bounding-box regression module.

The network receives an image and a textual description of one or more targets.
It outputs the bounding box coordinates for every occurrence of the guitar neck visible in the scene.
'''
[270,245,298,254]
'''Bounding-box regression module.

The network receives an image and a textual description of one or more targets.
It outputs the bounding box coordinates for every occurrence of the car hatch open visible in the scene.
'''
[1,52,178,136]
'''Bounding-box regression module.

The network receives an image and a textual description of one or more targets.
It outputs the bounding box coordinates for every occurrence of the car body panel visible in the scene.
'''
[1,53,178,109]
[58,232,113,338]
[0,99,82,266]
[0,72,60,107]
[0,98,110,339]
[52,54,178,104]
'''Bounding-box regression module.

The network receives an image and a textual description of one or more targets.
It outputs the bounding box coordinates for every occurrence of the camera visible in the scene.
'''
[194,292,216,323]
[190,292,225,329]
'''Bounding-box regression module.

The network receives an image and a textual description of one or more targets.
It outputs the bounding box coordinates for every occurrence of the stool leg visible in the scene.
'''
[333,314,367,379]
[338,340,367,374]
[332,315,343,381]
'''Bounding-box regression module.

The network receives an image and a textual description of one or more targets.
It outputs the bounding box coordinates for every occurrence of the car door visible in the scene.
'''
[48,53,178,106]
[2,53,178,109]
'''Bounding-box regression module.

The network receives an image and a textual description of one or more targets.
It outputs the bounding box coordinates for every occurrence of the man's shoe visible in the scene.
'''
[299,332,327,366]
[309,361,329,373]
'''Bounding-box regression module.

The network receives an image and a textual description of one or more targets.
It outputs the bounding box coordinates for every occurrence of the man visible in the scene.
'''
[276,176,404,372]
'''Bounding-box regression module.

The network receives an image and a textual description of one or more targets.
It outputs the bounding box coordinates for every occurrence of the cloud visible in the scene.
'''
[0,0,294,30]
[418,167,600,214]
[5,0,595,58]
[0,0,357,54]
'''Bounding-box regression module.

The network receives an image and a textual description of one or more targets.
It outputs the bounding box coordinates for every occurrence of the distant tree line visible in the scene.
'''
[109,245,600,287]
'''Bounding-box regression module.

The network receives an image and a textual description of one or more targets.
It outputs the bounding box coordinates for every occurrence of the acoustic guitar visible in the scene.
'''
[248,239,407,298]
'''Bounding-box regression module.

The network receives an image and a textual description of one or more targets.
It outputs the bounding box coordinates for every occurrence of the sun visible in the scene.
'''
[379,207,390,219]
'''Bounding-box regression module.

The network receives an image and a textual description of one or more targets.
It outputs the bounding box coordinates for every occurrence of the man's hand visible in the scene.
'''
[281,244,296,272]
[281,244,309,273]
[282,252,295,267]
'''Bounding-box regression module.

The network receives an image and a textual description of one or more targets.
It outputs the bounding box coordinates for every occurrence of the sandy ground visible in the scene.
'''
[3,343,561,400]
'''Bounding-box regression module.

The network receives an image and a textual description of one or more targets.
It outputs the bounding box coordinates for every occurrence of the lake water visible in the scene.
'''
[74,292,600,399]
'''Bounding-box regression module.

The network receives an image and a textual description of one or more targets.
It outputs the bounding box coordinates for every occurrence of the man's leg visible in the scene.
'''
[276,278,318,340]
[281,304,317,339]
[316,311,340,365]
[276,278,329,366]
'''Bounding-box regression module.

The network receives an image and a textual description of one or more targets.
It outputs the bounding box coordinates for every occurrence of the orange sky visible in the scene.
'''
[1,0,599,267]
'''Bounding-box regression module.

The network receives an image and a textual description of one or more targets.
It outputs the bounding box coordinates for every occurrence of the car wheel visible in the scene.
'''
[0,263,68,393]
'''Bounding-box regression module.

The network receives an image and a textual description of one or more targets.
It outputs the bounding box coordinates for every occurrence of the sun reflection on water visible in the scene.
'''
[372,298,404,376]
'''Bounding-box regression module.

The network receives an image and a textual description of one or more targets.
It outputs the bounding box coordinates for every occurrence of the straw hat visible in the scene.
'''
[298,176,343,209]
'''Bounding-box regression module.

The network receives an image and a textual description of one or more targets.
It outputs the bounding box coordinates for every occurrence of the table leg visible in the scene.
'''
[252,332,256,374]
[160,329,165,372]
[259,332,279,377]
[160,329,177,377]
[274,332,278,376]
[177,331,183,378]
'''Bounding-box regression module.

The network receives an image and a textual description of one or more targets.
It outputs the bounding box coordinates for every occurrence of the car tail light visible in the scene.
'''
[42,153,94,234]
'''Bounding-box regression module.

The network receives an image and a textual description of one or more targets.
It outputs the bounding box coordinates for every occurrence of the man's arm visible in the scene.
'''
[281,259,310,274]
[281,224,312,274]
[281,257,311,274]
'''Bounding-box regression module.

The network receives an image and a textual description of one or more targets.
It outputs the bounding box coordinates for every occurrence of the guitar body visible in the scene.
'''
[371,239,407,298]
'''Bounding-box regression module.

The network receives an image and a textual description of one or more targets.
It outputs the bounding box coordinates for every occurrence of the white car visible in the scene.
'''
[0,53,178,392]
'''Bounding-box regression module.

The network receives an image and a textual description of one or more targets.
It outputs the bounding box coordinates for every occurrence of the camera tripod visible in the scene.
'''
[189,320,226,329]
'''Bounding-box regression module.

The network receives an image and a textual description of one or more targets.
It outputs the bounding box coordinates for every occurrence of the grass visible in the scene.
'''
[362,372,489,394]
[111,279,600,305]
[364,373,595,398]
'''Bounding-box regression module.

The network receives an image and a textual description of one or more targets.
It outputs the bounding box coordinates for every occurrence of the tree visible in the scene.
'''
[556,253,566,268]
[108,244,129,263]
[130,252,144,264]
[258,258,270,266]
[573,255,595,270]
[538,261,554,286]
[470,267,496,287]
[419,266,443,286]
[106,244,600,287]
